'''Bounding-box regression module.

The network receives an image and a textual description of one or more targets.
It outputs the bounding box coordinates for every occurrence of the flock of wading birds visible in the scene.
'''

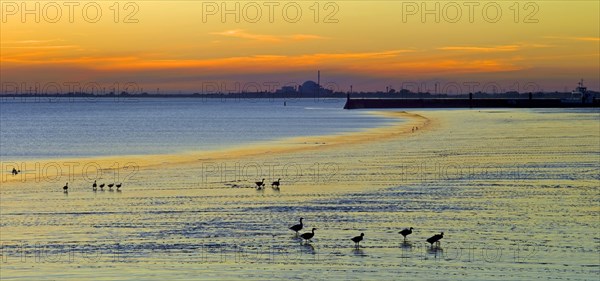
[61,180,122,193]
[258,179,444,249]
[289,217,444,249]
[59,178,445,248]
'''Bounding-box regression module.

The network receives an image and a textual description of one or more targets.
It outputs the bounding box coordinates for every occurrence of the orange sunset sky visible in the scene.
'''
[1,1,599,93]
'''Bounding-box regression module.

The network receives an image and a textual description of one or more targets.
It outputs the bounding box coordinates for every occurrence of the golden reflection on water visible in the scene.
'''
[1,109,598,280]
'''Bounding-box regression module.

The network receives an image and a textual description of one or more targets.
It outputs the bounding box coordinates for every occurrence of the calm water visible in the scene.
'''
[0,104,598,280]
[0,97,393,160]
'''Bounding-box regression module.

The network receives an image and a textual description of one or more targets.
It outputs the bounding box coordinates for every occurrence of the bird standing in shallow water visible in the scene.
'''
[271,178,280,188]
[300,228,316,243]
[63,182,68,192]
[351,233,364,248]
[255,179,265,189]
[99,183,105,191]
[289,218,304,235]
[427,232,444,246]
[92,180,97,191]
[399,227,413,241]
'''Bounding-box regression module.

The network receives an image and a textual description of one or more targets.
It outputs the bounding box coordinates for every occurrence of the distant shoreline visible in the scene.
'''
[1,91,597,100]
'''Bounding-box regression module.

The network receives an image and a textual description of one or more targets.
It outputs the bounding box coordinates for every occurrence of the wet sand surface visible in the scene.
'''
[1,109,598,280]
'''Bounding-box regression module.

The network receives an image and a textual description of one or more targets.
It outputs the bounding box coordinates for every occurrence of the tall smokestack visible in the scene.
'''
[318,70,320,86]
[317,70,320,96]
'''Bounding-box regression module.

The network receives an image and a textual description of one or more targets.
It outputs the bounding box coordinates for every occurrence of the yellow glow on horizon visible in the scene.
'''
[1,1,599,91]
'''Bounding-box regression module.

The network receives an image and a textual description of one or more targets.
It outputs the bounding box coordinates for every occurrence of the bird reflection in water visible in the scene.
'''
[352,248,366,256]
[301,243,316,255]
[401,241,413,249]
[427,245,444,259]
